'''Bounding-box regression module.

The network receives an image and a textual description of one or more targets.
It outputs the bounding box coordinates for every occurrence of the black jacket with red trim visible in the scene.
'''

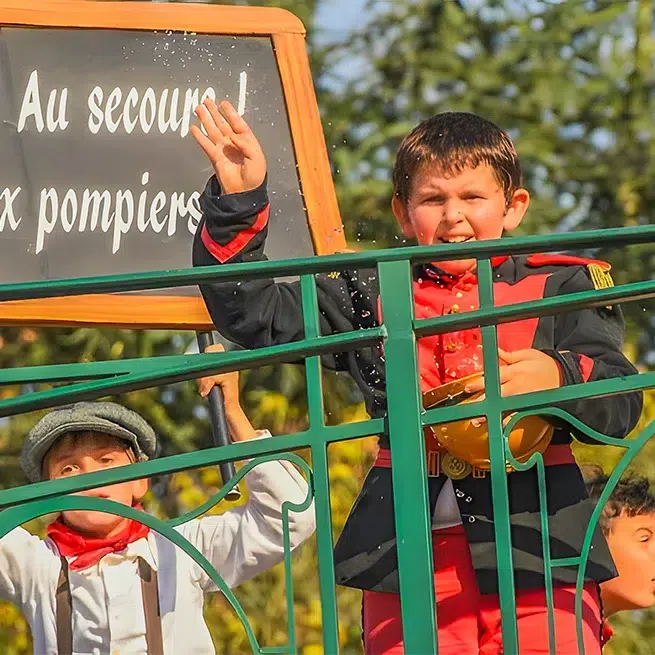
[193,176,643,595]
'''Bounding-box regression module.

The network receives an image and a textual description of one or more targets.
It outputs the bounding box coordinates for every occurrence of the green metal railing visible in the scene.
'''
[0,224,653,653]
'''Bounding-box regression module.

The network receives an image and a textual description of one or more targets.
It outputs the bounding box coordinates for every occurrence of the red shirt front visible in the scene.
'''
[413,264,549,391]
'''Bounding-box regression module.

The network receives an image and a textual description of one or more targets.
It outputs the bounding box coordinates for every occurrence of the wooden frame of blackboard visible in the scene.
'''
[0,0,345,330]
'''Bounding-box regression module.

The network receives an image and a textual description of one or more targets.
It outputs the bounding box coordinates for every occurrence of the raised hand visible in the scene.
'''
[196,343,259,443]
[191,99,267,195]
[196,343,240,411]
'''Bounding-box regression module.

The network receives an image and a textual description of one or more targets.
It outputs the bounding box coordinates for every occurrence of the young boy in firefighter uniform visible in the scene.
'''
[0,351,315,654]
[190,100,642,654]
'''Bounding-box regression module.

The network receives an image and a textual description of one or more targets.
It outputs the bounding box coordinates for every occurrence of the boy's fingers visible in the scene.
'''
[219,100,252,135]
[230,132,262,159]
[190,124,219,159]
[197,378,214,397]
[498,348,517,365]
[464,366,512,393]
[499,365,512,384]
[500,348,538,364]
[205,98,233,139]
[196,344,227,396]
[194,104,224,143]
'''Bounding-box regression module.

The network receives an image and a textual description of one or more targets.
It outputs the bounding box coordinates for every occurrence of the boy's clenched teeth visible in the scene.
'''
[439,236,473,243]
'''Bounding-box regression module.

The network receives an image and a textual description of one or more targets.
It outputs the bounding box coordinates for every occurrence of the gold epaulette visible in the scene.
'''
[587,262,614,309]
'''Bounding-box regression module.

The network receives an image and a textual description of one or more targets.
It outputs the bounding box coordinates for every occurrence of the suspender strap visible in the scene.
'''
[56,556,73,655]
[138,556,164,654]
[55,556,164,654]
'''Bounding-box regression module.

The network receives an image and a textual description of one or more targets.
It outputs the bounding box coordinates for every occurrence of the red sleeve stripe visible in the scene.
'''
[578,354,594,382]
[200,205,270,263]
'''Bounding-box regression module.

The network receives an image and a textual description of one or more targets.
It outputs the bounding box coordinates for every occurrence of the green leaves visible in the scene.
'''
[318,0,654,364]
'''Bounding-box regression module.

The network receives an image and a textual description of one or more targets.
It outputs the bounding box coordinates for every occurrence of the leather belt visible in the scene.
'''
[374,444,575,480]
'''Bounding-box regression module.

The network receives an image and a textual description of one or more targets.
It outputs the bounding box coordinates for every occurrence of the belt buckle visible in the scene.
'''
[441,453,472,480]
[427,450,477,480]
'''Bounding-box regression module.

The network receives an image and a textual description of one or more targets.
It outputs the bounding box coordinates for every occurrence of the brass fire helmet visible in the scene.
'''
[422,373,554,471]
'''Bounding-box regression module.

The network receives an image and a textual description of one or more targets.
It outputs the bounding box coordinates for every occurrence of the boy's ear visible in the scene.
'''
[392,194,415,238]
[502,187,530,232]
[133,478,149,503]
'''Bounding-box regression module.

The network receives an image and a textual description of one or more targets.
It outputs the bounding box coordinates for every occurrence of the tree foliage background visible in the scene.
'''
[0,0,653,653]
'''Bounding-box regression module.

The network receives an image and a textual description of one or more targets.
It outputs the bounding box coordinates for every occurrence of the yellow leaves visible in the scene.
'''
[0,601,30,654]
[0,386,19,400]
[618,181,639,218]
[181,486,207,510]
[260,392,287,415]
[303,598,323,630]
[332,440,363,465]
[0,603,21,622]
[172,471,213,512]
[201,467,221,488]
[340,402,370,425]
[172,471,194,490]
[574,388,655,478]
[328,462,353,482]
[166,467,248,518]
[216,607,246,639]
[248,391,294,434]
[109,340,125,359]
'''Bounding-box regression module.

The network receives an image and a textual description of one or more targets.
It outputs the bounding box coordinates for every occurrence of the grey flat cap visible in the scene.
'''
[21,401,157,482]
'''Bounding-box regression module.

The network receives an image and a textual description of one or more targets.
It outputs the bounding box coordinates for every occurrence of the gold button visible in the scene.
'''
[449,304,460,313]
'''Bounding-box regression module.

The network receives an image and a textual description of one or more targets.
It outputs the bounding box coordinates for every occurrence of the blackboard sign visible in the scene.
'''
[0,1,344,329]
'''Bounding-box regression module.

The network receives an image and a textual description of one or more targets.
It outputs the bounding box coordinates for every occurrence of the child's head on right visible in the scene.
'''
[585,470,655,615]
[391,112,530,276]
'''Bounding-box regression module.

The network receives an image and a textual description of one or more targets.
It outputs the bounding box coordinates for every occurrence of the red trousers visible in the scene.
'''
[363,526,602,654]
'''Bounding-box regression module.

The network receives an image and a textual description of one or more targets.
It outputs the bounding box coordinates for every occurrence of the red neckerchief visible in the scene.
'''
[47,505,150,570]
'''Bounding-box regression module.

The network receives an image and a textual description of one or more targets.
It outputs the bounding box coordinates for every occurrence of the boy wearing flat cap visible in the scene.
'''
[0,357,316,654]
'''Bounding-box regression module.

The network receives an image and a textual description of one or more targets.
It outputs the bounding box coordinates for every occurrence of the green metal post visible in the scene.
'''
[477,259,519,653]
[378,260,438,653]
[301,274,340,653]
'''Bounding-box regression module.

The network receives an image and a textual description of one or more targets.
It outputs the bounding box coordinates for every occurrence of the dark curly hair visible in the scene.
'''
[582,465,655,535]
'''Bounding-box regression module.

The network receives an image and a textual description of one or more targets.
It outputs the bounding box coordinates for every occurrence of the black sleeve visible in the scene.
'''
[192,176,375,372]
[546,267,643,441]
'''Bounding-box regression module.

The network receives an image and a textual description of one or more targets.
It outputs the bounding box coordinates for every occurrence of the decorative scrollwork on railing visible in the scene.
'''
[503,408,655,654]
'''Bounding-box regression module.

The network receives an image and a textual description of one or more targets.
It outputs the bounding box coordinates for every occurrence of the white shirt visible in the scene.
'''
[432,479,463,530]
[0,451,315,654]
